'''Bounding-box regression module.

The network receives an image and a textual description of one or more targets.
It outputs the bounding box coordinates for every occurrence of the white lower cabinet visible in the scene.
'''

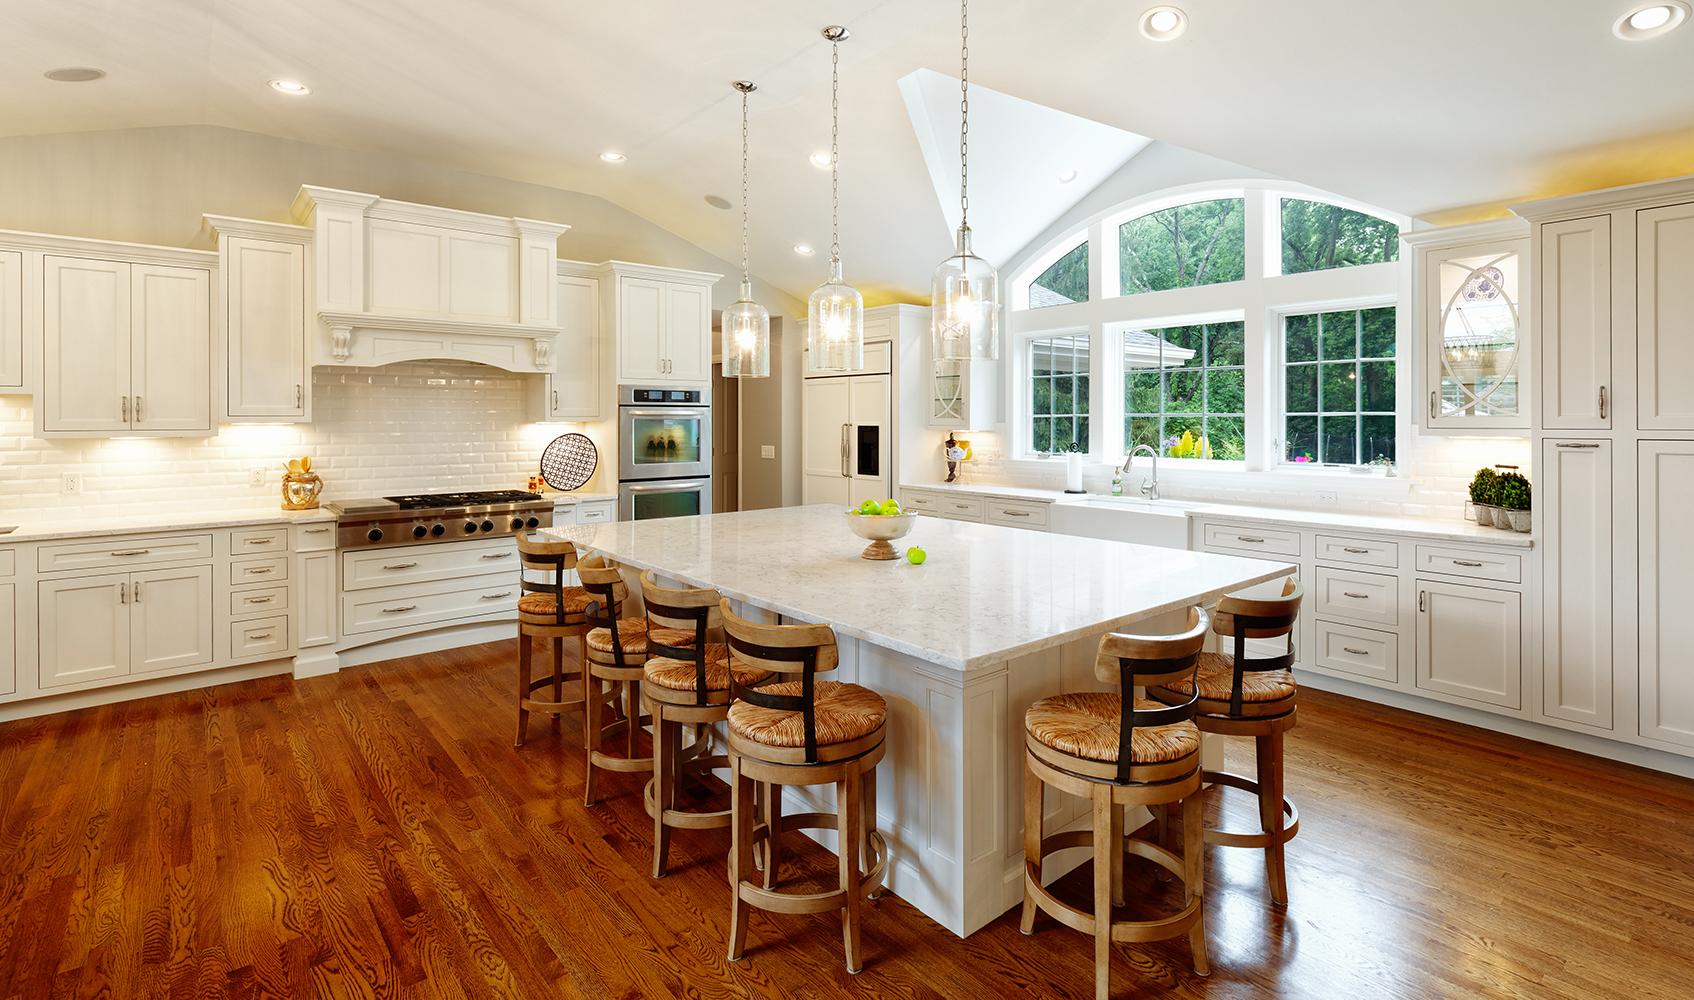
[0,582,15,696]
[1415,579,1521,710]
[296,550,338,649]
[130,566,214,674]
[1639,440,1694,750]
[1313,619,1398,684]
[1540,439,1613,730]
[39,573,132,689]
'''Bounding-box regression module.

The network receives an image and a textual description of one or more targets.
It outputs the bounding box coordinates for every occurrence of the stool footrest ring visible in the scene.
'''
[1200,770,1299,847]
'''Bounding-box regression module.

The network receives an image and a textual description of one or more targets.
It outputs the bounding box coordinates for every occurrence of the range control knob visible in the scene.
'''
[430,523,446,537]
[510,517,525,530]
[413,525,428,539]
[366,527,384,543]
[480,519,495,532]
[463,521,478,534]
[526,516,541,528]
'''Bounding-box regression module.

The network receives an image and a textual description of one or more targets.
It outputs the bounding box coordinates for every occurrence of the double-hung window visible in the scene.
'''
[1281,307,1396,465]
[1028,333,1090,453]
[1124,322,1246,461]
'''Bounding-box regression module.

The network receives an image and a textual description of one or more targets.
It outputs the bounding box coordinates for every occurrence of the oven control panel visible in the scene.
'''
[624,387,703,404]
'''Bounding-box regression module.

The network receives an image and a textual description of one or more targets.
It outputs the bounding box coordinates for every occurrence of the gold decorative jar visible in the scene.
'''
[281,456,324,510]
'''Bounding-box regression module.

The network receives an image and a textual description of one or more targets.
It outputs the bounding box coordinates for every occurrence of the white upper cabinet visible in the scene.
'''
[1636,201,1694,431]
[43,255,130,434]
[0,249,22,391]
[608,262,719,386]
[1405,221,1530,430]
[533,264,603,421]
[129,263,211,433]
[1538,215,1612,429]
[207,218,311,422]
[1540,438,1613,731]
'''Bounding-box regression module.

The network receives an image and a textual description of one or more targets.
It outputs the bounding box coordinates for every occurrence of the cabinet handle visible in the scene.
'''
[1342,591,1370,599]
[1419,591,1427,613]
[1428,390,1437,421]
[1556,442,1600,449]
[1001,509,1029,517]
[245,596,274,605]
[119,582,127,604]
[552,389,559,411]
[383,561,419,570]
[135,396,143,422]
[1342,646,1369,656]
[110,548,151,557]
[295,384,303,409]
[134,581,142,603]
[1451,559,1484,568]
[247,631,274,641]
[481,551,513,560]
[1342,546,1371,554]
[1598,385,1607,420]
[1236,535,1266,544]
[480,591,513,600]
[953,503,972,510]
[247,566,274,575]
[121,395,129,423]
[381,605,417,614]
[305,527,331,534]
[245,537,275,546]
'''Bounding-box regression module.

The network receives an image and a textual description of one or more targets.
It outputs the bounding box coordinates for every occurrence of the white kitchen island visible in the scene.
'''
[542,505,1294,936]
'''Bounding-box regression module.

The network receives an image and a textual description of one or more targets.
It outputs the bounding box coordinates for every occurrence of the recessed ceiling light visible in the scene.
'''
[705,194,733,210]
[268,79,311,96]
[1615,2,1689,38]
[1139,5,1188,40]
[809,151,833,169]
[43,67,105,83]
[599,150,627,163]
[793,243,816,256]
[1057,168,1079,183]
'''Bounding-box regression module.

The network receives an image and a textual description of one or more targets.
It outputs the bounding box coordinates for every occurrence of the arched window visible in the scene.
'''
[1027,241,1089,307]
[1279,198,1400,275]
[1119,197,1246,295]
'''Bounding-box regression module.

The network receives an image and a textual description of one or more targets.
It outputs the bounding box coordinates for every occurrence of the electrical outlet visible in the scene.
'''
[760,444,775,460]
[248,469,266,487]
[61,473,82,496]
[1315,490,1340,505]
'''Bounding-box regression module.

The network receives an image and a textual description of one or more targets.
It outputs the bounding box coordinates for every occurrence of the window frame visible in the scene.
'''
[1277,303,1400,467]
[1122,318,1250,465]
[1023,330,1094,456]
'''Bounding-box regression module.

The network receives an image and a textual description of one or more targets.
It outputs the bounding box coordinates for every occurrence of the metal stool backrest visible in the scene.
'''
[578,555,631,656]
[1092,606,1210,783]
[1213,577,1304,717]
[516,533,580,628]
[641,570,723,706]
[720,599,840,764]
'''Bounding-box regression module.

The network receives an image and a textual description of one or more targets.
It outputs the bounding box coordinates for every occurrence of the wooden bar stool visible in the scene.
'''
[1150,578,1303,906]
[514,533,592,747]
[1021,607,1211,1000]
[638,571,768,878]
[721,601,888,974]
[579,555,672,806]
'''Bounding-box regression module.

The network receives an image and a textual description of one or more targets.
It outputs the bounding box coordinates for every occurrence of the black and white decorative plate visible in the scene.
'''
[540,433,598,491]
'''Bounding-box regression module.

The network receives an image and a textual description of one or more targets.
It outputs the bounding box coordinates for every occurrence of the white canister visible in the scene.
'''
[1065,451,1084,493]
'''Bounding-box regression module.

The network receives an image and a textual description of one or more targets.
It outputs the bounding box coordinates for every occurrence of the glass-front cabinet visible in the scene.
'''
[1406,220,1531,430]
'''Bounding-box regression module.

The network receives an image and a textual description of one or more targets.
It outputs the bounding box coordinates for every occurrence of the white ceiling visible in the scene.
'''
[2,1,1690,306]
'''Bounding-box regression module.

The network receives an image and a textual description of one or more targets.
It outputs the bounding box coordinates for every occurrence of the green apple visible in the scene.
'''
[906,545,927,565]
[878,499,902,516]
[858,499,880,515]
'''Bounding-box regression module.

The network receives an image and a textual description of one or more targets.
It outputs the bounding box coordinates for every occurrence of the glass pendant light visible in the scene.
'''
[722,80,770,378]
[931,0,999,362]
[806,25,864,373]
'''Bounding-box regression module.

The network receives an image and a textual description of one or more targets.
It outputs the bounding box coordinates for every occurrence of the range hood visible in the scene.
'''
[291,185,570,373]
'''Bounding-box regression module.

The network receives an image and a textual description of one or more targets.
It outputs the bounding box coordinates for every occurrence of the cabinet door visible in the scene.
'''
[226,237,307,419]
[39,573,130,689]
[1640,440,1694,749]
[130,264,211,432]
[1637,202,1694,430]
[43,256,130,433]
[297,550,338,649]
[1415,579,1521,709]
[551,274,601,418]
[0,582,14,696]
[848,373,891,504]
[1424,240,1528,428]
[0,249,21,390]
[1540,216,1611,429]
[665,281,710,383]
[617,275,666,382]
[1540,439,1612,729]
[130,565,213,674]
[801,376,850,506]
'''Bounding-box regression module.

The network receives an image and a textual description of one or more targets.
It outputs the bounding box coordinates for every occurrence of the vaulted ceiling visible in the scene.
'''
[2,1,1690,305]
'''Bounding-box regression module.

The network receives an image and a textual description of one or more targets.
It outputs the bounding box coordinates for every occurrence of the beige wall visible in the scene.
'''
[734,319,788,510]
[0,124,804,316]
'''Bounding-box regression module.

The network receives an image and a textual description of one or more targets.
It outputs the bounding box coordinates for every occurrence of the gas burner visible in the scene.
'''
[327,491,553,549]
[382,490,542,510]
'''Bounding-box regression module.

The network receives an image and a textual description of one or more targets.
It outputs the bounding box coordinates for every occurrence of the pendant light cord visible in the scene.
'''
[740,86,751,286]
[830,37,842,266]
[959,0,969,232]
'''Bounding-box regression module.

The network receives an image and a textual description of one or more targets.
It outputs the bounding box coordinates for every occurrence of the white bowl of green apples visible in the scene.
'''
[845,499,916,561]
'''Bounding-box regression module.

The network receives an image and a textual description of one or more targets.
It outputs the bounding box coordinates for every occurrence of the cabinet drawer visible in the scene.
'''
[1314,566,1399,626]
[1314,620,1399,683]
[229,584,289,617]
[343,539,518,590]
[229,556,288,586]
[1314,533,1398,569]
[39,533,214,573]
[230,527,287,554]
[576,501,613,524]
[0,549,13,578]
[932,495,984,521]
[900,490,941,513]
[343,572,517,635]
[1414,544,1521,583]
[1201,522,1301,557]
[984,500,1049,529]
[231,615,290,659]
[293,523,337,552]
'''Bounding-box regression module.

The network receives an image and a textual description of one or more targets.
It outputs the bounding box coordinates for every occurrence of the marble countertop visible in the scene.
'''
[902,481,1532,548]
[542,504,1293,672]
[0,506,335,543]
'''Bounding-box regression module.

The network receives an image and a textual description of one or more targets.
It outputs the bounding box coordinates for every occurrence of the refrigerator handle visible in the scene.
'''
[841,423,851,478]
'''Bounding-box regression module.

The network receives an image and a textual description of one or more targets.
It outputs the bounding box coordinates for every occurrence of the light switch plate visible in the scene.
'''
[1315,490,1339,505]
[760,445,775,459]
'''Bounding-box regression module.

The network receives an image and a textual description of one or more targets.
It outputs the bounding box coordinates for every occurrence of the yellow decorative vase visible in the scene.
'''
[281,456,323,510]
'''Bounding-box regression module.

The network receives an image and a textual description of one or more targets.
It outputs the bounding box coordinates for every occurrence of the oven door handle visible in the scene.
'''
[622,408,709,419]
[623,479,711,493]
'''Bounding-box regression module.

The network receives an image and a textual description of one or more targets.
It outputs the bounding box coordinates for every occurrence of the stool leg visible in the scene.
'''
[1110,802,1126,908]
[1153,802,1175,883]
[727,754,754,963]
[515,634,532,748]
[552,637,565,731]
[583,669,602,807]
[626,680,642,759]
[1091,786,1114,1000]
[861,765,881,900]
[1020,758,1041,936]
[837,770,864,974]
[1257,731,1289,906]
[762,782,783,890]
[651,706,672,879]
[1183,792,1210,977]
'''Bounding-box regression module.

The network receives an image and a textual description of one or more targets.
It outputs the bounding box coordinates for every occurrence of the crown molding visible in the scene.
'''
[1512,174,1694,222]
[0,228,216,267]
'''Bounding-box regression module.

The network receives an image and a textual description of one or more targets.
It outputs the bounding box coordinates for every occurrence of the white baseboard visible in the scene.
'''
[334,621,515,668]
[0,658,295,723]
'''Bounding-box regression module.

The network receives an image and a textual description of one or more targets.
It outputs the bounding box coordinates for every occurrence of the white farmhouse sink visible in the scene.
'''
[1050,495,1192,548]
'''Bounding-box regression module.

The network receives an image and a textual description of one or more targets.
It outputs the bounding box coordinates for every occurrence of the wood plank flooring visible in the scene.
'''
[2,639,1692,999]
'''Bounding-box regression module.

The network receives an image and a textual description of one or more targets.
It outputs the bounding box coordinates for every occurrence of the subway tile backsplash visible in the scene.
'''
[0,362,609,517]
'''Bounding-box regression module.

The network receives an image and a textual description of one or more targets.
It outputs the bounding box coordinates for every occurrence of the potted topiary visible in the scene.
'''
[1497,472,1531,532]
[1468,467,1501,526]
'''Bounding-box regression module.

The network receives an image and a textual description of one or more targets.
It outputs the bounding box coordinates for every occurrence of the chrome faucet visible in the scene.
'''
[1121,444,1160,500]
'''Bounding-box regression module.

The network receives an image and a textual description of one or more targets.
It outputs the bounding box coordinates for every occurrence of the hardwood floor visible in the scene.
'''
[2,639,1692,1000]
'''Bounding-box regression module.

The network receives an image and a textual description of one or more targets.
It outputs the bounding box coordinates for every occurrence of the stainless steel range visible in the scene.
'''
[326,491,554,549]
